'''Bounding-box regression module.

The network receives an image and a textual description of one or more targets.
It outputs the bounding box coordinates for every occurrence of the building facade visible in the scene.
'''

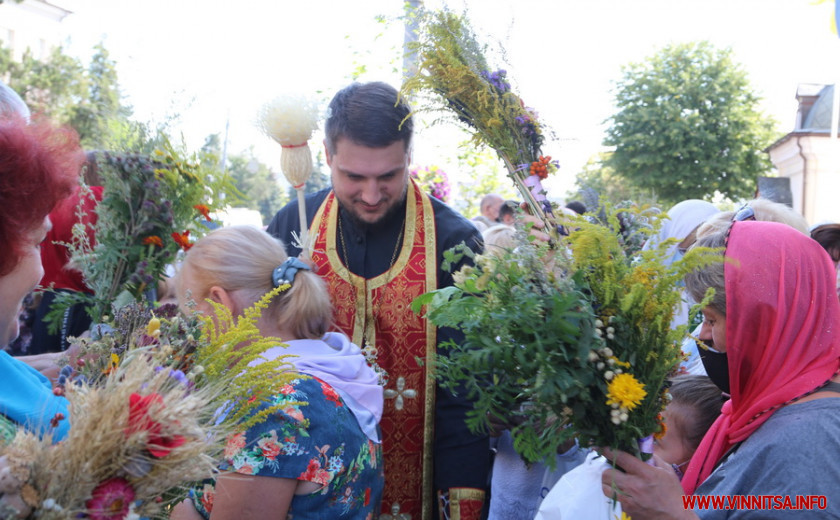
[766,83,840,225]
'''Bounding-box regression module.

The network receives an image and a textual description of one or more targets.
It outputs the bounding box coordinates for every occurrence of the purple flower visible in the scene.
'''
[481,69,511,92]
[169,369,189,386]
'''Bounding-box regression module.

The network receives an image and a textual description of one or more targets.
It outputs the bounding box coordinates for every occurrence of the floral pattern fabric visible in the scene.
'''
[0,414,15,445]
[191,376,383,519]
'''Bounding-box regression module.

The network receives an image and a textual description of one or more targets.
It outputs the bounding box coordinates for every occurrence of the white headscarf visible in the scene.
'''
[642,199,719,261]
[643,199,719,329]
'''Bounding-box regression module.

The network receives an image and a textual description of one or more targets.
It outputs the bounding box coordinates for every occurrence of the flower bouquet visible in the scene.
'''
[0,287,303,519]
[413,209,720,465]
[410,165,451,202]
[45,139,237,330]
[401,9,559,238]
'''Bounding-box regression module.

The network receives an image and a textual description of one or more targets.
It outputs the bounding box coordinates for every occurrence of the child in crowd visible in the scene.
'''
[170,226,383,520]
[655,374,724,479]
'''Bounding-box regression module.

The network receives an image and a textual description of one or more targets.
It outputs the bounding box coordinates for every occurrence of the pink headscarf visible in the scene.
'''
[682,221,840,494]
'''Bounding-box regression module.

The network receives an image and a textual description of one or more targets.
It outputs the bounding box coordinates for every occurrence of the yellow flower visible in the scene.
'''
[609,356,631,369]
[606,373,647,411]
[146,316,161,338]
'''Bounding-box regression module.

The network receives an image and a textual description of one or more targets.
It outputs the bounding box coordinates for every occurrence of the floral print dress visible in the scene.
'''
[191,375,384,519]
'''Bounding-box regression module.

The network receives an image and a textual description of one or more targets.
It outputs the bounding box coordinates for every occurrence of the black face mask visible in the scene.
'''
[698,339,730,394]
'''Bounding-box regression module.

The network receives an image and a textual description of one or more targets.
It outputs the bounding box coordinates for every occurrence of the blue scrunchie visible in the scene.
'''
[272,257,311,287]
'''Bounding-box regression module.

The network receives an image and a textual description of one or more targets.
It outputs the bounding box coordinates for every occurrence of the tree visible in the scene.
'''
[0,45,87,122]
[603,41,777,204]
[568,152,658,210]
[202,134,289,224]
[68,43,132,148]
[0,41,137,150]
[455,144,517,217]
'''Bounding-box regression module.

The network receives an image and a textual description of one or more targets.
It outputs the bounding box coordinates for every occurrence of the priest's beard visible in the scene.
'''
[338,182,409,230]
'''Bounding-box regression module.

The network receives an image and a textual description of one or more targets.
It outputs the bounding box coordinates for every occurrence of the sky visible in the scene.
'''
[56,0,840,199]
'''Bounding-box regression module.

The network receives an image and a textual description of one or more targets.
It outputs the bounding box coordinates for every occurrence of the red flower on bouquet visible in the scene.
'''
[142,235,164,247]
[193,204,212,221]
[171,230,193,251]
[86,477,135,520]
[125,392,186,457]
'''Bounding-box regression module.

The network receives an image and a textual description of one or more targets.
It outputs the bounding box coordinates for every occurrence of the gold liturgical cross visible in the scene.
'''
[383,376,416,411]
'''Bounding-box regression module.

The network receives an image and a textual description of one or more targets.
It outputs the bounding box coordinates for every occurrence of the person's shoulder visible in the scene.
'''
[771,398,840,437]
[267,188,331,237]
[429,198,482,251]
[726,399,840,468]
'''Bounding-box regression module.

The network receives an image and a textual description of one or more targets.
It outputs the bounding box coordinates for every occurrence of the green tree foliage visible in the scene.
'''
[568,152,658,210]
[456,144,517,217]
[0,44,87,122]
[201,134,289,224]
[604,41,777,204]
[68,43,132,148]
[0,41,136,149]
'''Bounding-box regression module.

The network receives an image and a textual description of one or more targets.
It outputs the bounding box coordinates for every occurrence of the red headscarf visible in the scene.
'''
[682,221,840,494]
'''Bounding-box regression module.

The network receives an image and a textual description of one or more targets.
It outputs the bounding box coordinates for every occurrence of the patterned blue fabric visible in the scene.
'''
[191,376,383,519]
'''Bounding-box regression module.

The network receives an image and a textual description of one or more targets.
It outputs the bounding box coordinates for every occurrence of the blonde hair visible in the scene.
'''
[482,224,517,257]
[177,226,332,340]
[696,198,809,239]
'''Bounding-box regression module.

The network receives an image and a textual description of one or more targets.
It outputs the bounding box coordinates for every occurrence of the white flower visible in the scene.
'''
[588,351,599,362]
[611,416,622,425]
[619,412,629,422]
[596,362,605,370]
[595,319,604,328]
[604,370,615,380]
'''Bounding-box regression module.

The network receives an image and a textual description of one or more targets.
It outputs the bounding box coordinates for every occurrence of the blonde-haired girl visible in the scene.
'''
[172,225,383,520]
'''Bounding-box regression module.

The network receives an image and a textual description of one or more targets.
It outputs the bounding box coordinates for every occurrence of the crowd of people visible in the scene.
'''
[2,75,840,520]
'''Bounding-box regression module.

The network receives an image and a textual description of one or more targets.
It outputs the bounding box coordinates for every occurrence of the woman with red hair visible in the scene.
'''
[0,115,83,441]
[600,221,840,518]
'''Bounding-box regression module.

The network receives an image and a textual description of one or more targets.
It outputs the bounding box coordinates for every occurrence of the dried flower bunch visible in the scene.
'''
[0,287,303,519]
[258,94,320,257]
[414,210,721,464]
[402,8,558,234]
[46,139,235,329]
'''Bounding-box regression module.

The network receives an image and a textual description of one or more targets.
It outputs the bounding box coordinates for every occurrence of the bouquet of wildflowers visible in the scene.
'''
[0,288,303,519]
[413,210,720,464]
[402,9,559,237]
[46,138,237,328]
[410,165,451,202]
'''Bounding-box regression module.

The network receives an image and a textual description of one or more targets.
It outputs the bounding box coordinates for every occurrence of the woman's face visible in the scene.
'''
[0,217,48,346]
[698,306,727,353]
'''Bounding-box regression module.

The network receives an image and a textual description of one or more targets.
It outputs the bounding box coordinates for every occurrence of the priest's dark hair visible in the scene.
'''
[324,81,413,154]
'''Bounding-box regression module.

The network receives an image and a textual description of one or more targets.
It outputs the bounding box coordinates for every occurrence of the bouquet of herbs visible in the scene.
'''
[0,287,303,519]
[401,9,559,237]
[47,139,237,329]
[413,232,596,464]
[413,210,720,465]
